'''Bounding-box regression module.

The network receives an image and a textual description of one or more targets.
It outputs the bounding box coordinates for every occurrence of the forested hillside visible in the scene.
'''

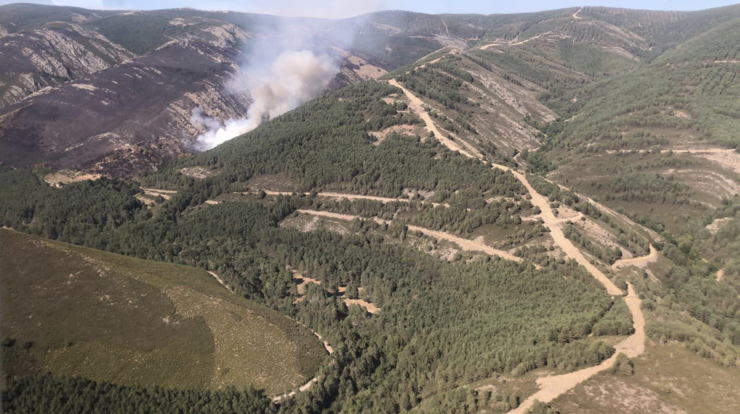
[3,3,740,413]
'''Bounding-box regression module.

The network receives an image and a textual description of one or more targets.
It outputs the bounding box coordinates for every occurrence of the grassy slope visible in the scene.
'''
[0,228,325,395]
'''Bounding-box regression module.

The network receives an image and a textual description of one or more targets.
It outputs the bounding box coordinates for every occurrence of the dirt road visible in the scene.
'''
[388,79,479,158]
[272,329,333,403]
[507,170,624,296]
[207,271,231,291]
[295,210,521,262]
[554,182,663,242]
[608,148,735,155]
[612,245,658,271]
[256,190,447,207]
[479,33,548,50]
[510,283,645,414]
[141,187,177,200]
[294,270,381,313]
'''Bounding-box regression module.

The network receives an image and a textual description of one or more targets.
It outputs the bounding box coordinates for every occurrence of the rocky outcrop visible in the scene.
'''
[0,22,134,109]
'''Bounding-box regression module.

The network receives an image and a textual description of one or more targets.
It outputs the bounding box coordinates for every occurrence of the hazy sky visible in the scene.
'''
[48,1,740,18]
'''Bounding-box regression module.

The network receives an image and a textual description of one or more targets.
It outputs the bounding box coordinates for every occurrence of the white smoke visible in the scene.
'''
[192,49,338,151]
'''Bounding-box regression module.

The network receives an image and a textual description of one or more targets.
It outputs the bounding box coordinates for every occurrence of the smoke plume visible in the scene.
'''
[192,49,338,151]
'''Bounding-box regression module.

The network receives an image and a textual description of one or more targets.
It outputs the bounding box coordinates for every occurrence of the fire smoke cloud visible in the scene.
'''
[192,49,339,151]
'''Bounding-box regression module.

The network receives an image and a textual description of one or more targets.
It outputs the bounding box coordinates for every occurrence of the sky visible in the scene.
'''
[44,0,740,18]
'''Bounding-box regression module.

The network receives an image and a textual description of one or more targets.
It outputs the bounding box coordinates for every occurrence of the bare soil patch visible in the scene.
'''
[388,79,480,158]
[180,166,218,179]
[369,124,417,145]
[507,169,623,296]
[44,170,101,187]
[706,217,732,234]
[510,283,645,414]
[295,209,521,262]
[292,270,380,313]
[612,245,658,271]
[141,187,177,200]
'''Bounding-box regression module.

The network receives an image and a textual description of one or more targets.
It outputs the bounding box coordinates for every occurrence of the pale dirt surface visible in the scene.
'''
[272,327,333,403]
[717,268,725,282]
[346,54,387,80]
[293,270,380,313]
[415,57,443,70]
[556,206,581,220]
[479,32,549,50]
[554,182,663,242]
[407,225,522,262]
[140,187,178,193]
[292,271,322,295]
[576,216,631,259]
[608,148,735,155]
[505,168,624,296]
[698,150,740,176]
[135,194,156,205]
[295,210,521,262]
[706,217,732,234]
[256,190,447,207]
[141,187,177,200]
[510,283,645,414]
[612,245,658,271]
[344,298,381,314]
[180,166,217,179]
[388,79,480,158]
[673,109,691,119]
[369,124,417,145]
[207,271,232,292]
[44,170,101,187]
[553,212,584,224]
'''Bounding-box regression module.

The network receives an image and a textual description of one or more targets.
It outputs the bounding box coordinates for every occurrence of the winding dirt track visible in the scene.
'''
[505,169,624,296]
[256,190,447,207]
[295,209,521,262]
[479,33,548,50]
[555,182,663,242]
[140,187,178,194]
[360,84,625,295]
[380,76,645,409]
[388,79,480,158]
[608,148,735,155]
[612,245,658,271]
[510,284,644,414]
[207,271,231,291]
[141,187,177,200]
